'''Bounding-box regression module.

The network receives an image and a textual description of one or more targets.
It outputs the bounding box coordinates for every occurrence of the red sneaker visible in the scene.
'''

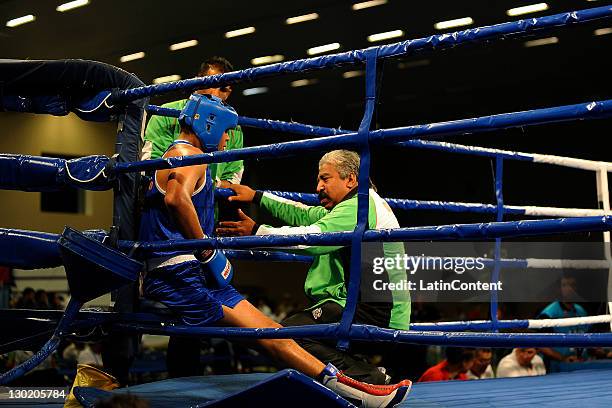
[320,363,411,407]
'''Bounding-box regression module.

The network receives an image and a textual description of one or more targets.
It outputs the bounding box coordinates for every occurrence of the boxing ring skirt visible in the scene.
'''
[2,368,608,407]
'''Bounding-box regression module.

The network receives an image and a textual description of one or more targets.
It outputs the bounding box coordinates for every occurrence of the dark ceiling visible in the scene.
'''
[2,0,611,223]
[1,1,610,102]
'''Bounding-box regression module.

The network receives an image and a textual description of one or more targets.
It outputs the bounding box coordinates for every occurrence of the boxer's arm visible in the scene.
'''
[163,153,206,240]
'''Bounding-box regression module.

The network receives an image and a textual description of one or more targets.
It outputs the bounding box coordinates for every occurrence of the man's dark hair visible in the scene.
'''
[22,287,35,296]
[198,56,234,76]
[445,347,476,365]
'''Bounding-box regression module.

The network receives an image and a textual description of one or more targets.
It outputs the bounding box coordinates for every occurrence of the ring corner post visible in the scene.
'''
[595,168,612,331]
[490,155,505,332]
[104,77,149,386]
[337,48,379,350]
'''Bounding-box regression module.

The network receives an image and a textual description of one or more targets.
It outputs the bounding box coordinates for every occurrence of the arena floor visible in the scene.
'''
[4,367,602,408]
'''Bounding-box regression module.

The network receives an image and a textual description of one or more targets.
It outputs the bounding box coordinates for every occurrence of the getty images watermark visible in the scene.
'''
[371,253,503,292]
[360,242,612,302]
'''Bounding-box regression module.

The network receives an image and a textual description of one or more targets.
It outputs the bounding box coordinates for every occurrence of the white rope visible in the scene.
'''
[533,153,612,172]
[406,140,612,173]
[525,258,612,269]
[520,205,606,217]
[528,314,612,329]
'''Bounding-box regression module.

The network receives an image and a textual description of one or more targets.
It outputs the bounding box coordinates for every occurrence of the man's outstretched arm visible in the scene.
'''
[228,184,327,226]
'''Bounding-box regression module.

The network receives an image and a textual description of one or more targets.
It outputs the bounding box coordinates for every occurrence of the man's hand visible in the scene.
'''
[217,209,257,236]
[217,180,233,189]
[227,184,256,203]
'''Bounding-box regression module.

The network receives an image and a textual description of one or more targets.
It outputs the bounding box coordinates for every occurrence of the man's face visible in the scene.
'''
[516,348,537,367]
[472,350,492,372]
[461,357,475,373]
[197,66,232,101]
[316,162,357,210]
[217,132,230,151]
[561,277,577,301]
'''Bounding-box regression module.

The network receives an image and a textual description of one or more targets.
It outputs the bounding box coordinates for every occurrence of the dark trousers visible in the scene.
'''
[166,337,203,378]
[281,301,387,384]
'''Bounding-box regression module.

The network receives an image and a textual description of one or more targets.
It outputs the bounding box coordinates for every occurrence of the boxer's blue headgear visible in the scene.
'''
[178,93,238,152]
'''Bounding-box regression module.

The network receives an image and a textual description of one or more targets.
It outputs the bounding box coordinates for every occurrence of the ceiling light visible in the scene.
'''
[119,52,145,63]
[6,15,35,27]
[352,0,387,11]
[367,30,404,43]
[506,3,549,17]
[251,55,285,66]
[434,17,474,30]
[342,70,365,79]
[242,87,269,96]
[524,36,558,47]
[594,27,612,36]
[225,26,255,38]
[307,42,341,55]
[153,75,181,84]
[169,39,198,51]
[56,0,89,12]
[291,79,318,87]
[286,13,319,24]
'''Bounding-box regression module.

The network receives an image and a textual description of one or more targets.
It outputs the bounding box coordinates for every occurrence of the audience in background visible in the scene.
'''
[35,289,50,309]
[467,348,495,380]
[538,275,588,371]
[51,293,66,310]
[4,281,611,385]
[15,287,36,308]
[11,288,66,310]
[418,347,475,382]
[77,343,104,367]
[497,348,546,378]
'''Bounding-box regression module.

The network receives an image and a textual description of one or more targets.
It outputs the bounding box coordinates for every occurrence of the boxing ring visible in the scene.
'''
[2,5,612,407]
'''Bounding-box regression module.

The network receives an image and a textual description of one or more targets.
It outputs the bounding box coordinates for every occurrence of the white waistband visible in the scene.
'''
[146,254,197,271]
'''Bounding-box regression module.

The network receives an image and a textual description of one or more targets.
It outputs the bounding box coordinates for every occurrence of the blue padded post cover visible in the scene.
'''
[58,226,142,303]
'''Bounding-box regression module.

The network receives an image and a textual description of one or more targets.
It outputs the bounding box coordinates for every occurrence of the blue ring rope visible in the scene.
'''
[216,189,603,216]
[110,322,612,347]
[115,6,612,102]
[131,216,612,253]
[119,98,612,174]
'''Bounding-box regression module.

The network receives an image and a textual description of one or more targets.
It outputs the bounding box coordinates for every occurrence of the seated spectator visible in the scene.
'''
[538,275,588,371]
[15,287,36,308]
[587,347,612,360]
[62,342,85,364]
[497,348,546,378]
[50,293,66,310]
[77,343,104,367]
[467,348,495,380]
[4,349,65,386]
[35,289,50,309]
[418,347,475,382]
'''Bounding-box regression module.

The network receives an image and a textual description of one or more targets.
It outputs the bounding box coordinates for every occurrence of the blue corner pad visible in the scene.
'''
[73,369,353,408]
[58,226,142,303]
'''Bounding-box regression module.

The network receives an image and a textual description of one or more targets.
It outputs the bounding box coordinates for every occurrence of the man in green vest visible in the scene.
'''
[142,56,244,188]
[217,150,410,384]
